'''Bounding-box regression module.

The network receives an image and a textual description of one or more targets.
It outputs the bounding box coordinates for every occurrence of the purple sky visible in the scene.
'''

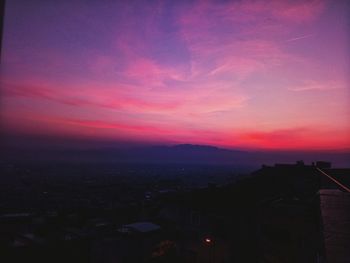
[1,0,350,150]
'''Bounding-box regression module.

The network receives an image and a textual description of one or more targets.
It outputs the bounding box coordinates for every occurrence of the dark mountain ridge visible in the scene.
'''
[2,141,349,168]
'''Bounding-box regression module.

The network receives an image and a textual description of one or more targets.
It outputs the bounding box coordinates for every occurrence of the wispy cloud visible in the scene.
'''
[2,0,349,150]
[288,80,344,92]
[285,34,314,42]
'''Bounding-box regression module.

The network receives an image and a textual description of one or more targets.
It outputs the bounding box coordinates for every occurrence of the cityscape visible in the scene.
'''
[1,0,349,262]
[0,158,349,262]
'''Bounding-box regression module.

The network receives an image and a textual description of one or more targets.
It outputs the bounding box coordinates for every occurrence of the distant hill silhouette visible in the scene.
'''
[2,136,349,168]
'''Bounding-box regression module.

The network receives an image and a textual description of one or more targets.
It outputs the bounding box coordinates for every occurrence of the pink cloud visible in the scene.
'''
[61,118,176,135]
[122,57,178,87]
[273,0,326,23]
[288,80,344,92]
[208,57,265,79]
[1,81,184,112]
[177,0,326,68]
[2,103,349,150]
[176,1,308,82]
[221,0,326,24]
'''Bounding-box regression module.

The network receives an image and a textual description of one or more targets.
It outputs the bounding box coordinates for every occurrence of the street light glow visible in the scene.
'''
[205,237,212,244]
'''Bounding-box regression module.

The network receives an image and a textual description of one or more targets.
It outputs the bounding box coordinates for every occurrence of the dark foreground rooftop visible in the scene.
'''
[319,189,350,263]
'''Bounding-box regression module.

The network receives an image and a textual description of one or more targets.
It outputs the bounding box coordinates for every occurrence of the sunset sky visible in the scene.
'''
[1,0,350,150]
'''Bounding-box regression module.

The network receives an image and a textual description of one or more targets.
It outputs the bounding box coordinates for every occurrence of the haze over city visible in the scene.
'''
[1,0,349,152]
